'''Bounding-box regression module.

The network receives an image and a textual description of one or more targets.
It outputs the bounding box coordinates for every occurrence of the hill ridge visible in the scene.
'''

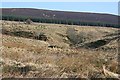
[1,8,119,25]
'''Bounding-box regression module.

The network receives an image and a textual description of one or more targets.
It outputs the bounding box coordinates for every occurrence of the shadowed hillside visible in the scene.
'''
[1,8,120,28]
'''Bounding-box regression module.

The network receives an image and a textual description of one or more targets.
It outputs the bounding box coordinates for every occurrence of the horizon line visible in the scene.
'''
[1,7,118,16]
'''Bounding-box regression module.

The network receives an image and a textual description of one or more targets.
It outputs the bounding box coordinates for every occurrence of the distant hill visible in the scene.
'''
[1,8,120,27]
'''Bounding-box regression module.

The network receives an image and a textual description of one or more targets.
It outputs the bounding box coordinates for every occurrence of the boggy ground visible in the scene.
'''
[1,20,120,79]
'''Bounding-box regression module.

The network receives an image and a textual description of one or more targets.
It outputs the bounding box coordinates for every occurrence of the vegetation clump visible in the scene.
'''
[25,19,33,24]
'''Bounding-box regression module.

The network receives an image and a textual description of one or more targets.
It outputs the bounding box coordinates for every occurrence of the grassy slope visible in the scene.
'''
[1,20,119,78]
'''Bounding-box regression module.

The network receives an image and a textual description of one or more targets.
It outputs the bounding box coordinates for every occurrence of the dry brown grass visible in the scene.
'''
[1,20,119,78]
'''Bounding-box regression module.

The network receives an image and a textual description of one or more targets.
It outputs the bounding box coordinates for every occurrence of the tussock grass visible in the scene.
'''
[1,20,119,78]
